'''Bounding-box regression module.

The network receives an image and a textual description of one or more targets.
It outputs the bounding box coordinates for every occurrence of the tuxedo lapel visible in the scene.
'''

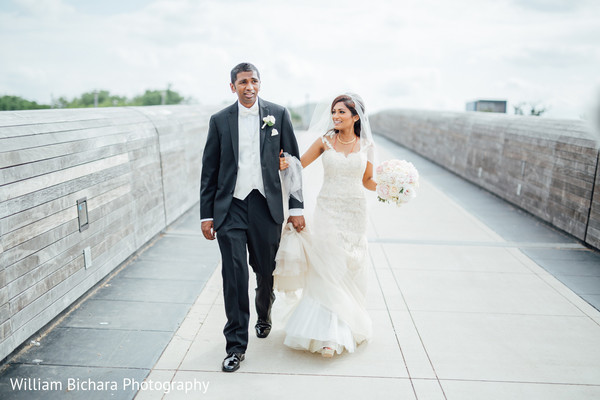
[259,99,269,153]
[227,103,239,164]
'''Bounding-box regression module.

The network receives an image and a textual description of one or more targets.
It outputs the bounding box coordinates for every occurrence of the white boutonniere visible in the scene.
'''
[271,129,279,136]
[262,115,275,129]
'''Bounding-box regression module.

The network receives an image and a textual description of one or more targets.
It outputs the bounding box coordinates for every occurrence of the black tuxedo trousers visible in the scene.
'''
[217,190,280,354]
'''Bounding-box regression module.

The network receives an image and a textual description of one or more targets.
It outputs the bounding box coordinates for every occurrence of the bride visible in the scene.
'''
[276,93,377,357]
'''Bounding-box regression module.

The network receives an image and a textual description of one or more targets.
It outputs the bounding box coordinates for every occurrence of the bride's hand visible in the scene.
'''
[279,149,290,171]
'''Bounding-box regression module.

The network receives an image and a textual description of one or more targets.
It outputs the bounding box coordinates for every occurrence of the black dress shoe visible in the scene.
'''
[222,352,245,372]
[255,321,271,338]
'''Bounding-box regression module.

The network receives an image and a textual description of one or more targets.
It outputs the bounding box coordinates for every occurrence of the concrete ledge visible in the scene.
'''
[0,105,217,361]
[371,110,600,250]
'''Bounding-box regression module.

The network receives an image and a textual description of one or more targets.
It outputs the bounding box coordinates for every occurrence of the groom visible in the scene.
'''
[200,63,305,372]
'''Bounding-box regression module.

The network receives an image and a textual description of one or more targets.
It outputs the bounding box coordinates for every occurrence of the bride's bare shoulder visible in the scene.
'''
[320,134,336,151]
[309,136,327,153]
[300,136,328,167]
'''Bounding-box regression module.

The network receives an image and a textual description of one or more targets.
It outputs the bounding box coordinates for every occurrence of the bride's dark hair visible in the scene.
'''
[330,94,364,137]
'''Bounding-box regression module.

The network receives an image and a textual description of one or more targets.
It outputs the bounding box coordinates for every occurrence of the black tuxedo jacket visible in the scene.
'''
[200,99,303,231]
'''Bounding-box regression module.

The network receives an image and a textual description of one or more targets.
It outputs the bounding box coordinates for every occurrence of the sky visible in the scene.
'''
[1,0,599,119]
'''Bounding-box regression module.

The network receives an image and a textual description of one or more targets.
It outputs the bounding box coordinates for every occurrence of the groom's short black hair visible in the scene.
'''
[230,63,260,84]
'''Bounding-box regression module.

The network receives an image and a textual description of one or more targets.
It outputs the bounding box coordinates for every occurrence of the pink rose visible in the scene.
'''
[377,184,390,199]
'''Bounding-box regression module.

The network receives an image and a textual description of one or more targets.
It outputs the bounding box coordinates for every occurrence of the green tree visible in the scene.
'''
[53,96,70,109]
[132,85,184,106]
[3,86,186,110]
[64,90,129,108]
[0,95,50,111]
[513,101,547,117]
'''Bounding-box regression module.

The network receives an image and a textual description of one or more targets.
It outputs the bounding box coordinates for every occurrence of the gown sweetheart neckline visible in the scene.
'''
[323,147,361,159]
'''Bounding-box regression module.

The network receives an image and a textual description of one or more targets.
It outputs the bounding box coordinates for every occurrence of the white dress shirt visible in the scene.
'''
[233,100,265,200]
[201,100,302,223]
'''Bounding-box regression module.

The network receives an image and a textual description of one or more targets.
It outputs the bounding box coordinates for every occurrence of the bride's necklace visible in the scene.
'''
[334,134,358,155]
[337,134,357,145]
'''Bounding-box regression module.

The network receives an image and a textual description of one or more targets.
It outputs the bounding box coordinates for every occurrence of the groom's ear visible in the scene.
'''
[230,82,236,93]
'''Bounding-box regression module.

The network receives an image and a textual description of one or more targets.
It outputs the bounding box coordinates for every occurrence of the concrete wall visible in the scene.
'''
[371,110,600,249]
[588,157,600,249]
[0,105,216,361]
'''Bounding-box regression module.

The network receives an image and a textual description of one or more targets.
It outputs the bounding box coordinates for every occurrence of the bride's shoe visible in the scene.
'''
[321,346,335,358]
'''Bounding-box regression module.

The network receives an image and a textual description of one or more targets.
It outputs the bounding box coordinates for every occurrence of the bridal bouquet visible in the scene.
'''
[375,159,419,206]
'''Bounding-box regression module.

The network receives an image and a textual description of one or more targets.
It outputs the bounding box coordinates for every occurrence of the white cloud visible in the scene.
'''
[0,0,599,119]
[512,0,595,13]
[13,0,76,19]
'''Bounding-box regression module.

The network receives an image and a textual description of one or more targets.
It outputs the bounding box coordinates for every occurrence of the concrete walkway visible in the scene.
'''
[134,137,600,400]
[2,136,600,399]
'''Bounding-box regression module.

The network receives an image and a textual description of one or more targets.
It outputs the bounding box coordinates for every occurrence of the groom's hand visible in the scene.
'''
[201,220,216,240]
[288,215,305,232]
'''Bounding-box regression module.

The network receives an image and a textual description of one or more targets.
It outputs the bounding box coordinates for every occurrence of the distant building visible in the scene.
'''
[466,100,507,113]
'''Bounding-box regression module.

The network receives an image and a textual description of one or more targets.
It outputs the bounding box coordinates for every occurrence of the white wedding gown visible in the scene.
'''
[279,137,373,355]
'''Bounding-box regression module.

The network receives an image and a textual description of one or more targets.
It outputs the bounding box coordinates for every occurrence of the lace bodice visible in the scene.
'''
[313,136,368,268]
[319,136,367,200]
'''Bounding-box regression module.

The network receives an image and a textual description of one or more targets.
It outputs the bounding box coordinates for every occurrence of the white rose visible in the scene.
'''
[262,115,276,128]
